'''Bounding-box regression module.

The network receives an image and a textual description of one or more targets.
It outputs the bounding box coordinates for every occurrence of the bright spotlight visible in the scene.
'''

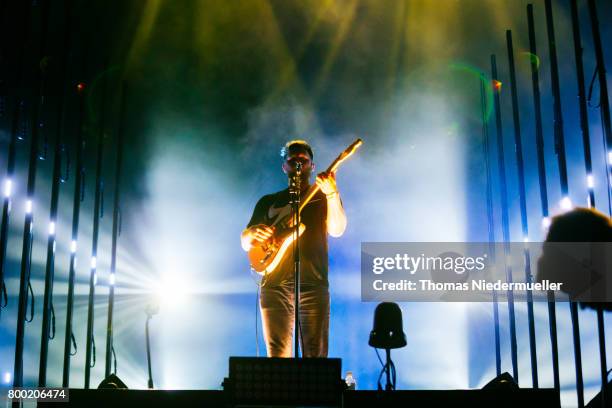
[542,216,551,229]
[90,256,97,269]
[154,279,188,310]
[70,240,77,253]
[587,174,594,189]
[3,371,10,384]
[25,199,32,214]
[4,179,12,198]
[109,273,116,286]
[48,221,56,236]
[560,196,572,211]
[608,151,612,165]
[523,236,529,243]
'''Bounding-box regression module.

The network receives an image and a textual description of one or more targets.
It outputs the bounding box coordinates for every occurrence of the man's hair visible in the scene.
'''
[546,207,611,242]
[538,207,612,311]
[280,139,314,161]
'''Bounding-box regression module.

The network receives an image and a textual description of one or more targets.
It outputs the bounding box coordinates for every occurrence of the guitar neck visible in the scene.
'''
[297,138,362,214]
[298,184,322,213]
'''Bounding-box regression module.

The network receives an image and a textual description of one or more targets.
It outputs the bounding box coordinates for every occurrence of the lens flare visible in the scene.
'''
[587,174,594,189]
[560,196,573,211]
[520,51,540,70]
[448,62,494,123]
[4,179,12,198]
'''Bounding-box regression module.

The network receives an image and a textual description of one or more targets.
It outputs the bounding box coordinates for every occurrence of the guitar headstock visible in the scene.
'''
[347,138,363,152]
[328,138,363,173]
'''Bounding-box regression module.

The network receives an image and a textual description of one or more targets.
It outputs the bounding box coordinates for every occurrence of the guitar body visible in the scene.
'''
[246,138,363,277]
[248,222,306,276]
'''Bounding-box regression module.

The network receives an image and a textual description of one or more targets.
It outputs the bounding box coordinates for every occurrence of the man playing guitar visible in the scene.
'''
[240,140,347,357]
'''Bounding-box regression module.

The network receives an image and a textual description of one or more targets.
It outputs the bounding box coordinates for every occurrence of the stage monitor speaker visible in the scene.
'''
[482,372,518,391]
[224,357,343,407]
[586,379,611,407]
[38,389,226,407]
[97,373,128,389]
[342,389,560,408]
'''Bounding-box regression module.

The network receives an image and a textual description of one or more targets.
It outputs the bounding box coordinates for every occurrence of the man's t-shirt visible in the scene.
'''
[247,187,328,287]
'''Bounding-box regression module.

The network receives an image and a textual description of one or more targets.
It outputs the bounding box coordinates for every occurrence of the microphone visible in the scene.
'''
[288,162,303,195]
[145,300,160,317]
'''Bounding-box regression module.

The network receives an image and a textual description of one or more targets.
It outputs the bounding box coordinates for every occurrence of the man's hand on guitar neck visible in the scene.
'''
[241,225,274,251]
[316,172,347,238]
[315,171,338,197]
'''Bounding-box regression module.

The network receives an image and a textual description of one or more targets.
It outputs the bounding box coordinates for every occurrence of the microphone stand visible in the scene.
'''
[290,163,302,358]
[385,349,392,391]
[145,303,158,389]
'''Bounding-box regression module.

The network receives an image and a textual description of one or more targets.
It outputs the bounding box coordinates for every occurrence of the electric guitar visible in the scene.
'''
[247,138,363,276]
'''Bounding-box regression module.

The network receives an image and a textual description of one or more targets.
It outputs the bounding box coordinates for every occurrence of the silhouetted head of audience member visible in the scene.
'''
[537,208,612,311]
